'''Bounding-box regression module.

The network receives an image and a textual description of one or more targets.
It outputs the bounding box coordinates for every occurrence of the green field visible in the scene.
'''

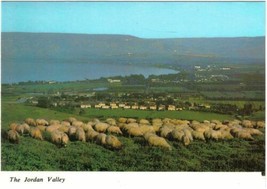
[81,108,234,121]
[201,91,265,100]
[190,98,265,109]
[2,80,110,94]
[2,96,235,123]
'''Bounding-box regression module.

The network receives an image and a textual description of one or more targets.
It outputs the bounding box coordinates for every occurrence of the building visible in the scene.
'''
[30,100,38,105]
[119,103,126,108]
[81,104,91,108]
[131,105,139,110]
[140,106,147,110]
[158,105,165,111]
[98,102,106,107]
[124,105,131,109]
[150,105,157,110]
[95,104,102,109]
[102,105,110,109]
[151,78,160,83]
[111,105,118,109]
[52,102,58,107]
[110,103,119,109]
[198,104,211,109]
[168,105,176,111]
[107,79,121,83]
[48,81,56,84]
[220,67,231,70]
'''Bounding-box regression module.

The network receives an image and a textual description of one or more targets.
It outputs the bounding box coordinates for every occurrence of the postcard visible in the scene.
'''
[1,1,265,188]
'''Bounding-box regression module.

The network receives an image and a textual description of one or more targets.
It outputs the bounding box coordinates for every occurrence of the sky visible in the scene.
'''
[1,2,265,38]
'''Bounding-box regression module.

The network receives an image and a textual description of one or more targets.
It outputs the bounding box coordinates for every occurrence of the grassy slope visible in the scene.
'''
[1,101,265,172]
[2,81,109,94]
[2,103,89,126]
[1,102,234,127]
[82,108,234,121]
[2,135,264,172]
[190,99,265,109]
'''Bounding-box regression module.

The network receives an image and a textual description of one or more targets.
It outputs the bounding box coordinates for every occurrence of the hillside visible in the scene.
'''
[2,32,265,66]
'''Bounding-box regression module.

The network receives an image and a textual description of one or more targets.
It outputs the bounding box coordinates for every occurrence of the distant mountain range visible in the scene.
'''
[2,32,265,66]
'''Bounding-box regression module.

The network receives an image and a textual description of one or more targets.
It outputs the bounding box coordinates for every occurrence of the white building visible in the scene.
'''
[132,105,139,110]
[107,79,121,83]
[140,106,147,110]
[124,105,131,109]
[119,103,126,108]
[150,105,157,110]
[81,104,91,108]
[168,105,176,111]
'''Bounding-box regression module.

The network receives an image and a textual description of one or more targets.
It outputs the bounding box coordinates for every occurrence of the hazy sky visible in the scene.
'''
[2,2,265,38]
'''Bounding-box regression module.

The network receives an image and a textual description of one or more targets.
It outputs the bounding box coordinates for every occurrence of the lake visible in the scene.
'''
[2,60,178,83]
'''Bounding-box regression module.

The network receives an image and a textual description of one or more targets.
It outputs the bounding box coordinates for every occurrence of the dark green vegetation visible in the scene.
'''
[2,133,264,172]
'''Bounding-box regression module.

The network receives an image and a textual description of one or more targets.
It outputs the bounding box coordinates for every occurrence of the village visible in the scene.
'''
[81,102,187,111]
[24,91,213,113]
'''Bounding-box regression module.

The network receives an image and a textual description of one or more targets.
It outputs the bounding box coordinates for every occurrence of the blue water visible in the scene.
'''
[93,87,109,91]
[2,60,178,83]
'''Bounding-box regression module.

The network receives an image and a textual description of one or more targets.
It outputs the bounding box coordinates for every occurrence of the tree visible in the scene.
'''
[79,109,86,115]
[184,101,192,107]
[37,97,52,108]
[47,88,54,94]
[239,103,253,116]
[166,97,174,105]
